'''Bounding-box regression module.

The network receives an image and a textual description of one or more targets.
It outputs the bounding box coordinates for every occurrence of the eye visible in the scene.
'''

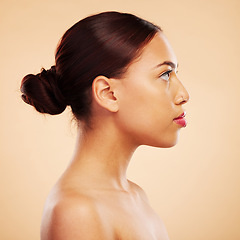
[159,70,172,81]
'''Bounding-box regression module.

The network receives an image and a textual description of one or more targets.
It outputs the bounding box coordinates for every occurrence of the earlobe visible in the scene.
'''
[92,76,119,112]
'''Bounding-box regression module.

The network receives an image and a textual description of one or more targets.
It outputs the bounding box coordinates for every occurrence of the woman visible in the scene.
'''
[20,11,189,240]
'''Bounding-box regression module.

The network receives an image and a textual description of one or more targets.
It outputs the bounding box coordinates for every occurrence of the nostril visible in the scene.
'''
[180,96,188,104]
[182,92,190,104]
[175,93,189,105]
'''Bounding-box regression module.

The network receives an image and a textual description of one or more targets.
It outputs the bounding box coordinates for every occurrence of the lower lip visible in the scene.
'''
[173,117,187,127]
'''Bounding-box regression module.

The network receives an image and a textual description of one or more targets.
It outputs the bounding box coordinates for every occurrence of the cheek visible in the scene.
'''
[118,83,172,125]
[116,86,178,147]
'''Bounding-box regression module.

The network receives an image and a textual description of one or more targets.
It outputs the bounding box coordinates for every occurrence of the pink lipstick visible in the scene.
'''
[173,112,187,127]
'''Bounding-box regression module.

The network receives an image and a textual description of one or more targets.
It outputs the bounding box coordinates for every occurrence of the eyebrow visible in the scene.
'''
[154,61,178,69]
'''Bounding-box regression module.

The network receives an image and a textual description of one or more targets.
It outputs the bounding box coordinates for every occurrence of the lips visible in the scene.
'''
[173,111,187,127]
[175,111,186,119]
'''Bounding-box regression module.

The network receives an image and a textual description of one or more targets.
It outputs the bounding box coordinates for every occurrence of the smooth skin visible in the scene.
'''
[41,32,189,240]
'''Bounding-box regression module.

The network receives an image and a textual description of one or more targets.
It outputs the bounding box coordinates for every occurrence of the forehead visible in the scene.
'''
[142,32,177,66]
[125,32,178,75]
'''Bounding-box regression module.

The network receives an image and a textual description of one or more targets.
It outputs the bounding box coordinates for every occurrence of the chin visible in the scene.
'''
[147,134,179,148]
[143,138,178,148]
[153,141,177,148]
[159,141,178,148]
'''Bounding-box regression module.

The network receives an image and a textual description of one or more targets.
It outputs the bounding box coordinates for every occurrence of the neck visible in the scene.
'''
[64,119,138,191]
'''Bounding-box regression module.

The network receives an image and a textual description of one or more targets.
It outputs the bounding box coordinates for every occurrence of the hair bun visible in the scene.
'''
[20,66,67,115]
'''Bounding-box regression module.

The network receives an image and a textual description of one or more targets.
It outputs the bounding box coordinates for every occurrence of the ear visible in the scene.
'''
[92,76,119,112]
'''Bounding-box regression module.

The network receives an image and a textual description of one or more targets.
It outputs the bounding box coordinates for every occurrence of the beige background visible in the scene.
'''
[1,0,240,239]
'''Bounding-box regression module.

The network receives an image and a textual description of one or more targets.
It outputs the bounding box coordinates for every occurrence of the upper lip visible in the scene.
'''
[174,111,186,119]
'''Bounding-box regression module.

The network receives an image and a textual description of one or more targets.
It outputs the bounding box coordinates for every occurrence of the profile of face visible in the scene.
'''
[20,11,189,149]
[112,32,190,148]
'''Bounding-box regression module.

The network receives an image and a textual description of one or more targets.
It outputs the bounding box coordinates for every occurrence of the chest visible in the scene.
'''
[100,196,169,240]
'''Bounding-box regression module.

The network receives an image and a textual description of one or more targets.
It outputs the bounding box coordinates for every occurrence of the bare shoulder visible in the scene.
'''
[128,180,149,203]
[41,187,111,240]
[128,181,170,240]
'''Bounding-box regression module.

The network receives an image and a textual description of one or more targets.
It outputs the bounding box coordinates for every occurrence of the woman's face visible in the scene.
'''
[115,32,190,148]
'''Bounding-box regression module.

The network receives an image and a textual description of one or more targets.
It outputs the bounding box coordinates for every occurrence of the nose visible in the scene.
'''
[174,80,190,105]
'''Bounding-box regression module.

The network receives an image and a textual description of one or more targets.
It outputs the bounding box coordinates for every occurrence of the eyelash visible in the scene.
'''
[159,69,179,82]
[159,70,172,81]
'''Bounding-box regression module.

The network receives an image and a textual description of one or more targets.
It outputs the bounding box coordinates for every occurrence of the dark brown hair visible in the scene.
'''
[20,11,161,121]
